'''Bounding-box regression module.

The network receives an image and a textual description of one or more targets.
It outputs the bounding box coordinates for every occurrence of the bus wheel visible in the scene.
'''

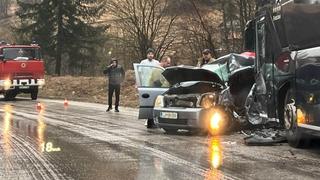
[284,90,309,148]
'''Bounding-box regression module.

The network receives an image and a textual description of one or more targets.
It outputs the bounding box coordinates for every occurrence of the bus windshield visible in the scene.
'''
[281,4,320,50]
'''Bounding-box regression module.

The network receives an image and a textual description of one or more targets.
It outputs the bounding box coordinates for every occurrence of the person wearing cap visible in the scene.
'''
[197,49,215,67]
[103,58,125,112]
[140,48,160,66]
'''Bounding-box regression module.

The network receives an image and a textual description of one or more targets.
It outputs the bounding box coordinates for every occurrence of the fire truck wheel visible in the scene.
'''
[31,90,38,100]
[3,91,15,101]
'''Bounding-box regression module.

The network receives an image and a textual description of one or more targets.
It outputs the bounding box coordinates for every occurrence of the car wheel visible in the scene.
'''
[163,128,178,134]
[283,90,309,148]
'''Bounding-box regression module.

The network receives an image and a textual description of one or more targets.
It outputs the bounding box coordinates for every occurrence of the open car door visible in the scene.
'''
[133,63,169,119]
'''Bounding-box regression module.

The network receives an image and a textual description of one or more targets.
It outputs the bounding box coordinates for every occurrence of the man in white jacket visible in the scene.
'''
[139,48,160,87]
[140,48,159,66]
[140,48,160,128]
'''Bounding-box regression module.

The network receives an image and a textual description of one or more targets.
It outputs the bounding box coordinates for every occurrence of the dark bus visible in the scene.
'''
[244,0,320,147]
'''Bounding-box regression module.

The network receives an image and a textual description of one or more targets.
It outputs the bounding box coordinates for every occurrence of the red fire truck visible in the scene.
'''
[0,42,45,100]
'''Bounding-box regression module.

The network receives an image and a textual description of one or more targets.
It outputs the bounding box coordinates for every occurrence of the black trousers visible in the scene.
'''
[108,84,120,108]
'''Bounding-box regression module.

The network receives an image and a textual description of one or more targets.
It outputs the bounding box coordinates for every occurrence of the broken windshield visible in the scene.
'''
[202,54,254,82]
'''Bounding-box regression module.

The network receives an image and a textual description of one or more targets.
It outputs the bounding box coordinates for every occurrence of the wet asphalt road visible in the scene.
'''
[0,98,320,180]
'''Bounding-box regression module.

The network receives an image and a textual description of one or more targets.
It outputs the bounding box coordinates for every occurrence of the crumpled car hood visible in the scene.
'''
[162,66,223,85]
[165,81,224,95]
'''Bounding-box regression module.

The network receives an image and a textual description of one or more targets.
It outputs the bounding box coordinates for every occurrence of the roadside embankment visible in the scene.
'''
[38,70,139,108]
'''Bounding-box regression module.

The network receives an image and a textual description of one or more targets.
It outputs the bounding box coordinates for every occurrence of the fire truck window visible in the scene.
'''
[3,48,40,60]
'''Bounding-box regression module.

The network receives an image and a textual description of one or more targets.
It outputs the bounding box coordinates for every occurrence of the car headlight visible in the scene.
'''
[154,95,164,108]
[199,93,218,109]
[208,110,228,136]
[210,112,222,130]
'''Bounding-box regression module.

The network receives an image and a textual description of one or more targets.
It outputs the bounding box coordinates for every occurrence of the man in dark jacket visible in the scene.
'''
[103,58,125,112]
[197,49,216,67]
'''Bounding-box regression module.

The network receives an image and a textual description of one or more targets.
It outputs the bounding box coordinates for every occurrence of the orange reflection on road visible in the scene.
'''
[209,138,222,169]
[2,105,13,155]
[205,137,223,180]
[37,108,46,152]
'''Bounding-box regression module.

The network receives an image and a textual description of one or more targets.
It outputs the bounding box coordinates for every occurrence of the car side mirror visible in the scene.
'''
[0,55,4,61]
[244,20,255,52]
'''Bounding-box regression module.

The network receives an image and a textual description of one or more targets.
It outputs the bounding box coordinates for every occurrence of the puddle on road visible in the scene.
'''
[37,107,46,152]
[1,103,62,154]
[36,107,61,153]
[0,102,229,179]
[2,105,13,155]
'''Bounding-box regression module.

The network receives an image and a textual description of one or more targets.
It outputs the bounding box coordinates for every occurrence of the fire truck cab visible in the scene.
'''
[0,42,45,100]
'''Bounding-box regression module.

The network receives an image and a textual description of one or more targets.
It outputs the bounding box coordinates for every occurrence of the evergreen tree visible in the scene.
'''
[15,0,108,75]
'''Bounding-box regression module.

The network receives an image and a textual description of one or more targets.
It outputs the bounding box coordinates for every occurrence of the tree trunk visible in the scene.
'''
[221,1,230,52]
[55,0,63,75]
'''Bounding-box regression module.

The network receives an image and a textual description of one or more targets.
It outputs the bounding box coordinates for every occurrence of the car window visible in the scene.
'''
[135,65,169,88]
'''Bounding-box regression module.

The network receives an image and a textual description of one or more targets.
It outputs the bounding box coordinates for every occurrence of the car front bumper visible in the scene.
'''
[0,79,45,91]
[153,107,211,130]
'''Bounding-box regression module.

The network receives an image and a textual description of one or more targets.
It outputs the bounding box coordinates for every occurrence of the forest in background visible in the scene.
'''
[0,0,256,76]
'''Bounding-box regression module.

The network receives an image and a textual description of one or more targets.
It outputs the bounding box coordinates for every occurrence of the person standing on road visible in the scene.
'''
[103,58,125,112]
[143,56,172,129]
[197,49,216,67]
[139,48,160,128]
[140,48,160,66]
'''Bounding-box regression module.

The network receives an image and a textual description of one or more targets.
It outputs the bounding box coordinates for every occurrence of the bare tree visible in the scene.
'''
[189,0,218,58]
[236,0,256,48]
[107,0,177,60]
[177,0,221,64]
[218,0,256,52]
[0,0,12,18]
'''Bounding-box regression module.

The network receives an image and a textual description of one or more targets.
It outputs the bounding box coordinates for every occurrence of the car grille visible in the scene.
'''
[164,95,199,108]
[158,118,188,125]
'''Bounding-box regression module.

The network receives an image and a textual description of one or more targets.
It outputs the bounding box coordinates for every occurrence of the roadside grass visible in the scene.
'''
[36,70,138,108]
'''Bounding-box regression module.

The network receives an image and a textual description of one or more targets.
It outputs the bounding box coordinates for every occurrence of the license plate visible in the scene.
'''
[160,112,178,119]
[19,86,29,89]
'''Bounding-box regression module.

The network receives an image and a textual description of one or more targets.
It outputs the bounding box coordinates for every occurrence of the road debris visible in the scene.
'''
[242,128,287,146]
